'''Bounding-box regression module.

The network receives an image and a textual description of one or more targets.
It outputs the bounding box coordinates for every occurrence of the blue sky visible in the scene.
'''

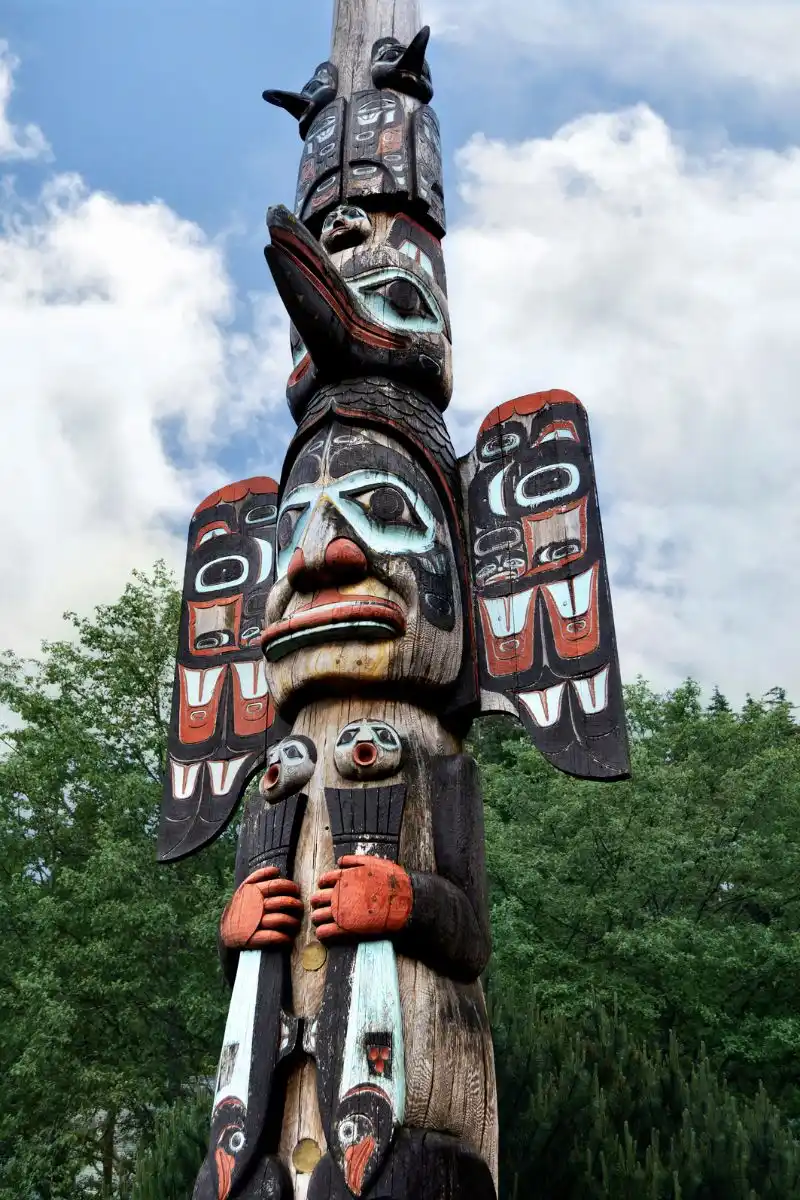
[2,0,800,698]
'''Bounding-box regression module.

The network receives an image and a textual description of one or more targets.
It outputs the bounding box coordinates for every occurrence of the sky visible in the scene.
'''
[1,0,800,703]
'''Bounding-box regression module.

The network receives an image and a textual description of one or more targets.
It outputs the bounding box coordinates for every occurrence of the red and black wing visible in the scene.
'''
[158,477,288,862]
[460,391,630,780]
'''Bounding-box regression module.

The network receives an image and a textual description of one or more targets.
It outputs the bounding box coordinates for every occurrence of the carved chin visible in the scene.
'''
[264,617,463,709]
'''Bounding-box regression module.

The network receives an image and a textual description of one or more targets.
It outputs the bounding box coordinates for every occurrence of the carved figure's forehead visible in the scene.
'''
[283,422,437,508]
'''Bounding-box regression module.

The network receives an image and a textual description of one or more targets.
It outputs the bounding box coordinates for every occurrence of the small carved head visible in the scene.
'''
[259,734,317,800]
[334,719,404,780]
[320,205,373,255]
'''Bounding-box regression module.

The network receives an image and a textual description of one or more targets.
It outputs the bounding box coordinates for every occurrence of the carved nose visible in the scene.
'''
[287,538,368,590]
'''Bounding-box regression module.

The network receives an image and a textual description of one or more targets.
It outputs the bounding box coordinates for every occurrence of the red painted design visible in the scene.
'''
[477,593,537,677]
[478,389,585,436]
[230,660,274,739]
[324,537,369,576]
[540,566,601,659]
[194,477,279,515]
[520,497,588,578]
[178,664,227,744]
[194,520,232,549]
[310,856,413,940]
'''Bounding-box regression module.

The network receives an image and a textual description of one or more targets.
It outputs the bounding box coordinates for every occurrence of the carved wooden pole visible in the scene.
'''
[158,3,630,1198]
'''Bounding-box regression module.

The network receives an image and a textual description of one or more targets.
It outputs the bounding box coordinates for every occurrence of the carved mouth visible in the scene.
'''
[262,592,406,662]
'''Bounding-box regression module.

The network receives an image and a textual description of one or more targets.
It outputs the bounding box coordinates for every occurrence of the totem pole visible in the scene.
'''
[158,2,630,1197]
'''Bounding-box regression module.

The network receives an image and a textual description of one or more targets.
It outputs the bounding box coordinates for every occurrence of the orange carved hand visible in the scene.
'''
[220,866,303,950]
[310,855,413,942]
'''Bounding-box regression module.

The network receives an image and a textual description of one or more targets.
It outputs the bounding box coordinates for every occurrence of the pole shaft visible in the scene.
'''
[330,0,422,94]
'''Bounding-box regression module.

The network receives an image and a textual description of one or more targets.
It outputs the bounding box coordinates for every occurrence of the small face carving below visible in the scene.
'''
[260,735,317,800]
[321,205,373,255]
[334,720,403,780]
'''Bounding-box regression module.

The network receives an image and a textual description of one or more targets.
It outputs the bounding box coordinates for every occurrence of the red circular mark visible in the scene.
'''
[325,538,368,576]
[264,764,281,790]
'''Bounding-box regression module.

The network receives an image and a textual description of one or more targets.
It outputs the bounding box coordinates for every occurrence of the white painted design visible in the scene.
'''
[482,590,536,638]
[544,564,598,618]
[207,755,251,796]
[214,949,261,1110]
[339,940,405,1122]
[254,539,273,584]
[198,527,227,545]
[232,659,269,701]
[487,465,512,516]
[515,462,580,508]
[519,683,566,728]
[170,759,201,800]
[180,664,225,707]
[573,666,610,714]
[196,555,249,594]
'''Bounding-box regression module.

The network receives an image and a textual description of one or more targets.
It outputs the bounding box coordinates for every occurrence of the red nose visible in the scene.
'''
[287,539,368,589]
[353,742,378,768]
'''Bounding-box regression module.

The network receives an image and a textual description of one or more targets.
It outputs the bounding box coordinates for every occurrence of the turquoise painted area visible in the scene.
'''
[276,470,437,578]
[347,267,445,333]
[340,940,406,1122]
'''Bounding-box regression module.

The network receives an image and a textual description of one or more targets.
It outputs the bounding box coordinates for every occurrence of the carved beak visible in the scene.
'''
[397,26,430,78]
[344,1136,377,1196]
[265,204,411,378]
[262,89,309,122]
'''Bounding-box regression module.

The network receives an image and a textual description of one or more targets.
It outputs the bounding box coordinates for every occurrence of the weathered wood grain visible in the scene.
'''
[330,0,421,95]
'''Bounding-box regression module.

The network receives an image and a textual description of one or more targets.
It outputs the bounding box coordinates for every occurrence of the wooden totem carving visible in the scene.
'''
[158,3,630,1197]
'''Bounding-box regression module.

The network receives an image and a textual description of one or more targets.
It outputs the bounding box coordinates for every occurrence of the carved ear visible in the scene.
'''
[262,88,310,122]
[459,390,630,781]
[398,26,431,76]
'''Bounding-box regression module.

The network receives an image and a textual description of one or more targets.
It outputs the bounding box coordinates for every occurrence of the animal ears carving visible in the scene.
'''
[371,27,433,103]
[263,61,339,140]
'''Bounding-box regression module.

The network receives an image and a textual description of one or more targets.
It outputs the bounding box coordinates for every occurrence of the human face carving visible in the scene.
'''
[262,424,463,707]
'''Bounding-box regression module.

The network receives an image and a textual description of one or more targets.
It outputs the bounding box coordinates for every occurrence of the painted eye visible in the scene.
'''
[195,556,249,593]
[365,278,433,321]
[245,504,277,526]
[277,506,305,550]
[534,540,582,566]
[346,485,423,530]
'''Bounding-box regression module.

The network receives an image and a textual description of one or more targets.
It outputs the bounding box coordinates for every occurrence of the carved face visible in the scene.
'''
[259,734,317,800]
[262,423,462,707]
[320,205,373,254]
[334,719,403,780]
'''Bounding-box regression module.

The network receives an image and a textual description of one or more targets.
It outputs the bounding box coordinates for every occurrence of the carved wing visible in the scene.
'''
[158,477,288,862]
[460,391,630,780]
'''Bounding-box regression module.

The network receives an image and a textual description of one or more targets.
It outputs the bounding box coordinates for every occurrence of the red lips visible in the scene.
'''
[261,590,406,652]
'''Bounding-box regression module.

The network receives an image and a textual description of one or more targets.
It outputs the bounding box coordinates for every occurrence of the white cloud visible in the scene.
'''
[0,52,289,659]
[0,41,49,161]
[429,0,800,98]
[445,105,800,700]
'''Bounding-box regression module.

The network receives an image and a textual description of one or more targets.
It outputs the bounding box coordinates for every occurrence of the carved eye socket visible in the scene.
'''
[219,1126,245,1155]
[345,484,423,530]
[366,278,433,321]
[277,506,306,550]
[245,504,277,526]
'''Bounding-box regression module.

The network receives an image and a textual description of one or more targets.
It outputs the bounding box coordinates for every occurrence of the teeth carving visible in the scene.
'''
[180,665,225,707]
[544,564,598,618]
[481,590,536,638]
[208,756,251,796]
[171,760,202,800]
[519,683,566,728]
[232,659,269,700]
[572,666,610,714]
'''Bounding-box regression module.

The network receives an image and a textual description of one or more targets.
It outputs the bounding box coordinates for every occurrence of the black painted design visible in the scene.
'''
[371,27,434,103]
[263,60,339,140]
[295,98,346,227]
[159,478,288,863]
[346,89,412,205]
[413,107,446,236]
[324,784,406,862]
[460,392,630,780]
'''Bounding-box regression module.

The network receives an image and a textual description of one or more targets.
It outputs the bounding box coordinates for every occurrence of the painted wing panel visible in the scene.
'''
[459,391,630,780]
[158,477,289,862]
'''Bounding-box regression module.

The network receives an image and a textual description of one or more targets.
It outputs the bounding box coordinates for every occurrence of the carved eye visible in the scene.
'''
[245,504,277,526]
[344,484,423,530]
[219,1125,245,1155]
[277,506,306,551]
[365,278,433,321]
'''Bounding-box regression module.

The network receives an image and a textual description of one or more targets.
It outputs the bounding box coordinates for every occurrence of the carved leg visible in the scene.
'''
[307,1129,497,1200]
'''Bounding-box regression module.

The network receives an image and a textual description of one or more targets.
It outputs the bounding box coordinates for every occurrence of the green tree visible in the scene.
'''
[0,566,229,1198]
[124,1090,210,1200]
[475,680,800,1116]
[490,998,800,1198]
